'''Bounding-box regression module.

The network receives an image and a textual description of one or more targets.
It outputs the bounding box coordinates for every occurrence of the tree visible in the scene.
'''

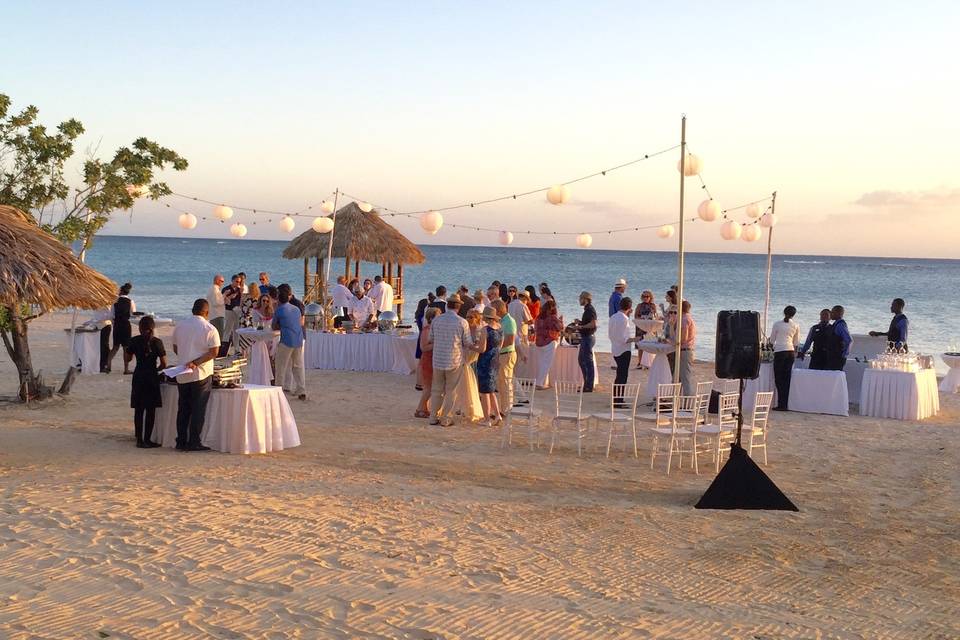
[0,93,188,400]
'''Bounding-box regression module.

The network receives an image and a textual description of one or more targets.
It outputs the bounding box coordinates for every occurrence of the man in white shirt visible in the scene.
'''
[350,288,376,328]
[207,274,226,343]
[608,296,636,406]
[768,305,801,411]
[331,275,353,326]
[172,299,221,451]
[368,275,394,315]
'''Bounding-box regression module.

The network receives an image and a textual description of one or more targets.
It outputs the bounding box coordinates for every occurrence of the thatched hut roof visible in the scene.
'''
[0,205,117,310]
[282,202,426,265]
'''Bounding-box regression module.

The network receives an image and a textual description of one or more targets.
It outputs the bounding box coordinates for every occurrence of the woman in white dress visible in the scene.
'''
[447,308,484,423]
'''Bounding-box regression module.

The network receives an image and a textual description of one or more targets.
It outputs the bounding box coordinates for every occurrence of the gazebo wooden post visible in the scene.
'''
[354,260,360,279]
[302,258,309,300]
[317,256,324,304]
[396,263,404,320]
[344,254,350,280]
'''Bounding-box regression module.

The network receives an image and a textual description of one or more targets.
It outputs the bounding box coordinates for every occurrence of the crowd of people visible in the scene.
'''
[329,274,395,329]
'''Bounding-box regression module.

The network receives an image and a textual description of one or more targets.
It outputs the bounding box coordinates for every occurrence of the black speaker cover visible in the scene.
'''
[715,310,760,379]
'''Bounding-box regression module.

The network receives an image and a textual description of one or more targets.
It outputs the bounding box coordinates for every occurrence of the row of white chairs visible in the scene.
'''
[500,378,773,475]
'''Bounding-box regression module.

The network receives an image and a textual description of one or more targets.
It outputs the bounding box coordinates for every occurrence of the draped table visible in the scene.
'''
[788,369,849,416]
[304,330,418,374]
[234,328,279,385]
[66,329,102,375]
[152,383,300,454]
[860,368,940,420]
[742,362,776,417]
[516,342,598,386]
[636,340,675,400]
[941,354,960,393]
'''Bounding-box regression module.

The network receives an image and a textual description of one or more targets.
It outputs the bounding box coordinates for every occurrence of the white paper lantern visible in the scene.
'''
[546,185,571,205]
[720,220,742,240]
[656,224,674,239]
[742,224,762,242]
[697,199,720,222]
[677,153,702,176]
[279,216,296,233]
[178,213,197,230]
[575,233,593,248]
[312,216,334,233]
[420,211,443,234]
[214,205,234,221]
[320,200,335,214]
[499,230,514,245]
[745,203,761,218]
[759,212,777,228]
[230,223,247,238]
[357,201,373,213]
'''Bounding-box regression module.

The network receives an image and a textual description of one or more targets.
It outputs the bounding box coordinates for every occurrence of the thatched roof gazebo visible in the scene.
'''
[282,202,425,318]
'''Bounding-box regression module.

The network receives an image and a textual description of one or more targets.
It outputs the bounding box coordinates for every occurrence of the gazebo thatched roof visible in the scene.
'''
[282,202,426,265]
[0,205,117,310]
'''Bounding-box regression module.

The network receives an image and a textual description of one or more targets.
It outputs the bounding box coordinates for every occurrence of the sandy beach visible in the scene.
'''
[1,313,958,639]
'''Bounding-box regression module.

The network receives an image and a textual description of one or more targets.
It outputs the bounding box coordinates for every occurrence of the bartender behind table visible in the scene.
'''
[869,297,909,350]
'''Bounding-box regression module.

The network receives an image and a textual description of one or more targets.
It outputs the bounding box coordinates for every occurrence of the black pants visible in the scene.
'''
[831,357,847,372]
[134,407,156,444]
[99,326,112,372]
[176,377,212,449]
[773,351,796,409]
[613,351,631,403]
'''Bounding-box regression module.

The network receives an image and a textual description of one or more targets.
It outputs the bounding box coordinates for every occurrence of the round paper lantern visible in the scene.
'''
[546,185,571,205]
[720,220,742,240]
[742,224,762,242]
[320,200,335,214]
[279,216,295,233]
[420,211,443,235]
[312,216,334,233]
[575,233,593,249]
[214,205,234,221]
[499,230,514,245]
[230,223,247,238]
[357,201,373,213]
[657,224,675,239]
[178,213,197,230]
[697,199,720,222]
[745,203,761,218]
[677,153,702,176]
[759,212,777,228]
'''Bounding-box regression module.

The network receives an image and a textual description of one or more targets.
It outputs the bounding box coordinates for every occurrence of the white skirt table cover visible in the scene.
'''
[304,331,418,375]
[521,343,597,386]
[940,354,960,393]
[788,369,849,416]
[860,368,940,421]
[152,383,300,454]
[67,330,101,375]
[742,361,777,417]
[637,340,675,400]
[235,329,279,385]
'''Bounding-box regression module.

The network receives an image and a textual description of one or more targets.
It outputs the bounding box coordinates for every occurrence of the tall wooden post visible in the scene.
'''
[762,191,778,337]
[673,115,687,385]
[322,188,340,304]
[302,258,309,300]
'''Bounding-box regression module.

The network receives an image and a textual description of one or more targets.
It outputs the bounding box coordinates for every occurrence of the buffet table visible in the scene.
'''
[67,329,103,375]
[941,354,960,393]
[234,328,279,386]
[152,383,300,454]
[304,330,418,375]
[788,369,849,416]
[860,368,940,420]
[636,340,675,400]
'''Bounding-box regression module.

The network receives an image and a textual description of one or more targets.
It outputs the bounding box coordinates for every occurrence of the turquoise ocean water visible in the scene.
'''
[85,236,959,371]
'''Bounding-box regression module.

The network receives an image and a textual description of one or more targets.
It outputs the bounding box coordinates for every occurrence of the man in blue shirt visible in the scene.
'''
[869,297,909,349]
[258,272,271,296]
[272,289,307,400]
[829,305,852,371]
[608,278,626,317]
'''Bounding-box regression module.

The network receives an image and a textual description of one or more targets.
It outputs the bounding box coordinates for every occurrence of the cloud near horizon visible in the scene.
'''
[853,187,960,208]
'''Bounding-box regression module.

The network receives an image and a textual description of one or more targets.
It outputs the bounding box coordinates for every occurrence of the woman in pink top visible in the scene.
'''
[533,299,564,389]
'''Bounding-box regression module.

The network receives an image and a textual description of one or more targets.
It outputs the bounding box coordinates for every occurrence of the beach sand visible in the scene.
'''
[1,313,958,639]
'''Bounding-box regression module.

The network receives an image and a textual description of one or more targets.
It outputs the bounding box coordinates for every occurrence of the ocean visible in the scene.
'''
[85,236,959,371]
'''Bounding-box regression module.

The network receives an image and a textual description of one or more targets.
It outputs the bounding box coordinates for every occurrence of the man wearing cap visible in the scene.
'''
[609,278,627,318]
[574,291,597,392]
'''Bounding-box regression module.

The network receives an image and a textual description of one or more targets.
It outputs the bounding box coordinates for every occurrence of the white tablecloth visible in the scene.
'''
[941,354,960,393]
[517,343,598,386]
[235,329,279,386]
[742,361,776,417]
[637,341,676,399]
[304,331,418,374]
[153,383,300,454]
[788,369,849,416]
[68,330,101,375]
[860,368,940,420]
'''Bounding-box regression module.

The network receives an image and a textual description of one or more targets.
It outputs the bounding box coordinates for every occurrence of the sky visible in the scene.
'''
[3,1,958,258]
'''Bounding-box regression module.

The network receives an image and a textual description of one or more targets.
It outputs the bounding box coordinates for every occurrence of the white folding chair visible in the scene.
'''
[676,391,711,474]
[591,382,642,458]
[677,381,712,425]
[696,392,739,472]
[650,393,700,474]
[549,381,586,456]
[636,382,681,426]
[721,379,740,395]
[501,377,542,450]
[743,391,774,464]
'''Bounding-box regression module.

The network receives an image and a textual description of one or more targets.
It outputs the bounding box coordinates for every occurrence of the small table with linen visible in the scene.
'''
[636,340,675,400]
[234,328,279,385]
[860,368,940,420]
[788,368,849,416]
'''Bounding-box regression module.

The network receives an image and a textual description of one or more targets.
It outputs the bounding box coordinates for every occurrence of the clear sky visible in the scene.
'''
[4,1,958,258]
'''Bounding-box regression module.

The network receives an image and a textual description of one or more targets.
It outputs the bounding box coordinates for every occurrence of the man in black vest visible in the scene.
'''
[798,308,835,370]
[869,297,909,349]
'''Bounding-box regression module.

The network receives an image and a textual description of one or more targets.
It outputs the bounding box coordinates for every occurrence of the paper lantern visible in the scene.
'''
[178,213,197,230]
[420,211,443,234]
[745,203,761,218]
[575,233,593,249]
[312,216,334,233]
[214,205,234,221]
[499,230,514,245]
[320,200,335,214]
[697,199,720,222]
[230,223,247,238]
[546,185,571,205]
[657,224,674,239]
[759,212,777,228]
[720,220,742,240]
[279,216,295,233]
[357,201,373,213]
[742,224,762,242]
[677,153,702,176]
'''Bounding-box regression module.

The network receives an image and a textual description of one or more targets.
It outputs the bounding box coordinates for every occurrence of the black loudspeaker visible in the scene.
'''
[715,310,760,379]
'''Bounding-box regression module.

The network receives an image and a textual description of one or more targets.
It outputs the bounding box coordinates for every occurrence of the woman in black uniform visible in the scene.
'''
[108,282,136,374]
[123,316,166,447]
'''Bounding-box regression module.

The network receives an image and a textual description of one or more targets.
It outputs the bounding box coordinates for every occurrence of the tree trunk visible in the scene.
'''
[1,307,53,402]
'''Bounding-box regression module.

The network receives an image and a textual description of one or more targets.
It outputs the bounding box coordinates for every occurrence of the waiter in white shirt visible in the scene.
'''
[171,299,221,451]
[608,296,636,406]
[331,275,353,326]
[350,287,376,328]
[368,275,394,316]
[768,305,801,411]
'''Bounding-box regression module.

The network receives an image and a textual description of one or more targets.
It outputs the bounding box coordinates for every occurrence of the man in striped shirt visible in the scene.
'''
[428,295,475,426]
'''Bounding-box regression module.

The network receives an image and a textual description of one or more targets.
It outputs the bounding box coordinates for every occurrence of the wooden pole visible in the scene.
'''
[303,258,308,300]
[322,189,340,307]
[762,191,777,338]
[673,115,687,385]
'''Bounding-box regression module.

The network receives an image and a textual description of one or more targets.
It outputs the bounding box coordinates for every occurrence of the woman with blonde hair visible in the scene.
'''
[448,308,484,423]
[476,307,504,426]
[239,282,260,328]
[415,306,440,418]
